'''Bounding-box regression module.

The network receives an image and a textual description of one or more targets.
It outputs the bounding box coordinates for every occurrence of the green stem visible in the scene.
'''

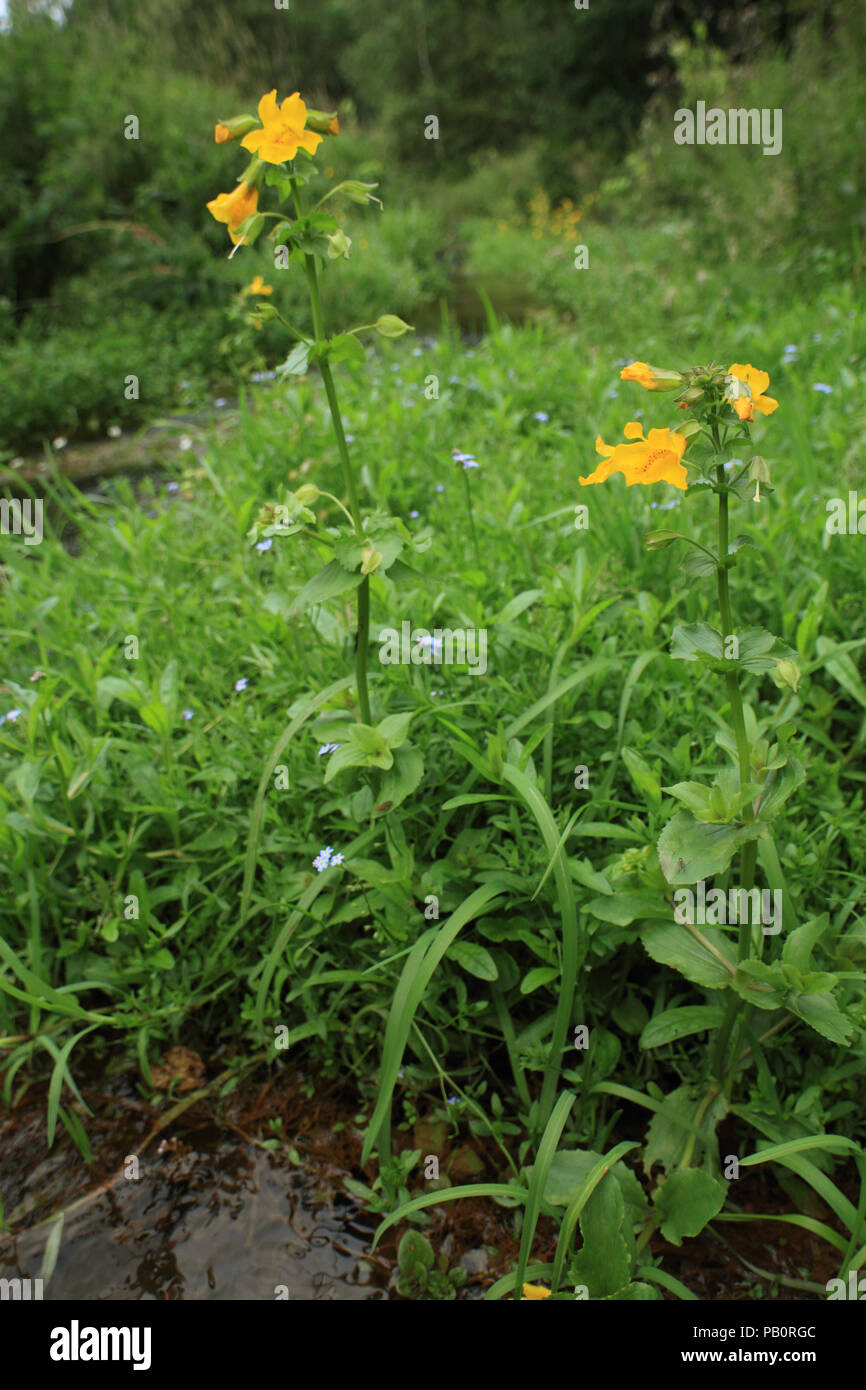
[711,464,759,1092]
[298,194,371,725]
[461,466,482,568]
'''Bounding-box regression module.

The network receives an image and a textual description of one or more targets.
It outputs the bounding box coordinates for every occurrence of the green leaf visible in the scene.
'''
[585,893,669,926]
[757,757,806,822]
[621,746,662,809]
[327,333,366,366]
[680,548,718,579]
[788,992,855,1045]
[294,560,364,611]
[397,1229,434,1273]
[543,1149,647,1214]
[732,959,787,1009]
[376,712,413,748]
[639,1005,727,1049]
[782,914,829,974]
[520,965,560,994]
[641,922,736,989]
[377,744,424,812]
[815,636,866,707]
[670,622,724,663]
[643,529,684,550]
[571,1172,633,1298]
[446,940,499,981]
[277,341,313,376]
[652,1169,727,1246]
[658,811,762,884]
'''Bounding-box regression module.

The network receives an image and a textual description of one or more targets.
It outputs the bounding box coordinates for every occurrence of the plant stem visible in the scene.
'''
[300,235,371,724]
[461,467,482,568]
[711,464,759,1091]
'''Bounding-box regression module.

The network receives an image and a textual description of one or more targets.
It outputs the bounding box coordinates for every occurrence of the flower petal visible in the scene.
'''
[624,421,644,439]
[258,89,279,125]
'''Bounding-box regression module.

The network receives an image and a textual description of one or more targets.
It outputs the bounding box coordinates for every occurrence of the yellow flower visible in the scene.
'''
[580,422,689,491]
[214,123,231,144]
[620,361,684,392]
[206,182,259,245]
[725,363,779,423]
[520,1284,551,1300]
[244,275,273,296]
[241,90,323,164]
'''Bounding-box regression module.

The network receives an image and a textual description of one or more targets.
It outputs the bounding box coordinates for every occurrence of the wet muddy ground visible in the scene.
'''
[0,1049,850,1301]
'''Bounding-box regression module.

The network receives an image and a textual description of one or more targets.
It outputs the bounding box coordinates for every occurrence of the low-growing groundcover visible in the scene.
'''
[2,96,866,1300]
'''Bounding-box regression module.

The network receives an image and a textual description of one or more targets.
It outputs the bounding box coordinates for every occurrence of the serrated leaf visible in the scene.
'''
[277,341,312,376]
[788,992,855,1044]
[658,811,762,884]
[641,922,736,989]
[670,622,724,663]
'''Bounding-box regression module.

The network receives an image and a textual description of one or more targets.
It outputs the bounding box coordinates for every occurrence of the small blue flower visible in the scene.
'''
[313,844,344,872]
[5,708,23,723]
[256,538,273,552]
[436,484,444,493]
[409,509,420,518]
[235,677,249,692]
[607,389,619,399]
[182,709,194,721]
[317,742,340,756]
[448,376,460,384]
[533,410,549,422]
[345,434,355,443]
[446,1095,460,1105]
[166,481,180,493]
[412,347,423,357]
[214,398,228,408]
[812,383,832,394]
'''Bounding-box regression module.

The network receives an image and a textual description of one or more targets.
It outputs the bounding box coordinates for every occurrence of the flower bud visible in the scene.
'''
[305,109,340,135]
[326,229,352,260]
[361,545,383,575]
[677,418,703,439]
[773,658,801,692]
[336,180,382,208]
[374,314,413,339]
[620,361,683,391]
[214,114,258,144]
[295,483,320,506]
[749,454,771,502]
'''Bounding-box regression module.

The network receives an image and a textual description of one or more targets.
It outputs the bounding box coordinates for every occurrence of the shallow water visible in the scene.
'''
[1,1133,386,1300]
